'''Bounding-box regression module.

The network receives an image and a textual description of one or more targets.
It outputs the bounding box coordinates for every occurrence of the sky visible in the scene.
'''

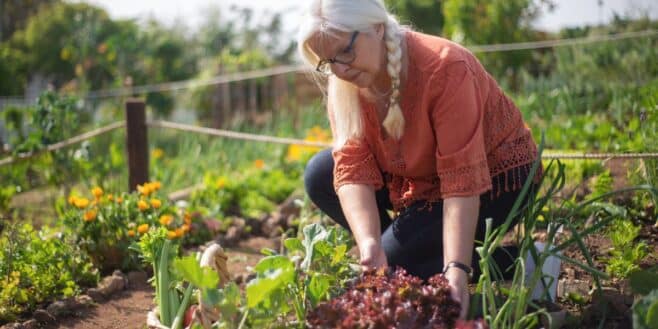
[83,0,658,34]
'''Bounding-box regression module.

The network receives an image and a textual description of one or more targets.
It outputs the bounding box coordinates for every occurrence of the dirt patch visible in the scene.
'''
[43,237,276,329]
[51,276,154,329]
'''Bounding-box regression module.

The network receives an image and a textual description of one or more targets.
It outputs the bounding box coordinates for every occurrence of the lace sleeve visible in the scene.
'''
[332,138,384,192]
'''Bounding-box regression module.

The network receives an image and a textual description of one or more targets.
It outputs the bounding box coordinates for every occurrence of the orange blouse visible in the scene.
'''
[330,31,540,211]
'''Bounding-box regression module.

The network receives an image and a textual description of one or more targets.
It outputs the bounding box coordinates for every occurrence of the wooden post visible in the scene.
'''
[125,99,149,191]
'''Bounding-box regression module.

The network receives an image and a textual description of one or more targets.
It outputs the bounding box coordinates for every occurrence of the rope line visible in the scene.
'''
[0,121,125,167]
[147,120,332,148]
[2,119,658,168]
[542,152,658,160]
[83,65,305,100]
[149,120,658,159]
[469,29,658,52]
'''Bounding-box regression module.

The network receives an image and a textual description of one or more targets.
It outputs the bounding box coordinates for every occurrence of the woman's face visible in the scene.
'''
[308,26,386,88]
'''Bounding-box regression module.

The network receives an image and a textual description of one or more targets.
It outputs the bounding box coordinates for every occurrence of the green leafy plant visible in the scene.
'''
[0,223,98,323]
[245,223,357,328]
[605,219,648,278]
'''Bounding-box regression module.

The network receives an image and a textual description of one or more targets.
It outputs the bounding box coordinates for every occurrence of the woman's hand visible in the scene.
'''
[444,267,470,319]
[358,239,388,271]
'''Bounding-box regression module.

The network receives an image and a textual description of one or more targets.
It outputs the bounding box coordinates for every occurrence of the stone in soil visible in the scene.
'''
[98,274,126,296]
[127,271,148,287]
[557,279,591,300]
[0,323,24,329]
[32,309,55,324]
[21,320,38,329]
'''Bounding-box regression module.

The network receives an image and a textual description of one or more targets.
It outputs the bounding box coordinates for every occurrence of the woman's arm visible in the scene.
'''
[337,184,388,269]
[443,195,480,318]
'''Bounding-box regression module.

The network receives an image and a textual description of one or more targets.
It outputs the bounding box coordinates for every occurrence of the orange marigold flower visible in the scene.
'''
[116,196,124,204]
[181,224,190,233]
[137,183,155,196]
[253,159,265,169]
[184,212,192,225]
[127,230,135,237]
[74,197,90,209]
[138,200,149,211]
[107,194,114,201]
[91,186,103,199]
[167,230,178,239]
[137,224,149,234]
[152,181,162,190]
[150,198,162,209]
[159,214,173,226]
[175,227,185,238]
[83,210,97,222]
[68,195,78,205]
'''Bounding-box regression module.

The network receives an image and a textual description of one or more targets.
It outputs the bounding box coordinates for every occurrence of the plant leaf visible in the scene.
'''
[173,255,219,289]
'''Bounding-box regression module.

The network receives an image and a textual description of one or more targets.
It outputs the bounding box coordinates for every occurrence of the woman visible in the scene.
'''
[298,0,540,318]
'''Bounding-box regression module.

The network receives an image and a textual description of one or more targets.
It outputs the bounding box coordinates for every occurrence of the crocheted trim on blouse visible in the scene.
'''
[437,158,493,198]
[333,152,384,192]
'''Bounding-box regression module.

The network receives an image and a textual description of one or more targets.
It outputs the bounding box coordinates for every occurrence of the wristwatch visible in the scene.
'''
[443,261,473,279]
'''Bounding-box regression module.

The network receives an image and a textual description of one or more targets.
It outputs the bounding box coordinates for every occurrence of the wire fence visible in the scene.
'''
[1,29,656,102]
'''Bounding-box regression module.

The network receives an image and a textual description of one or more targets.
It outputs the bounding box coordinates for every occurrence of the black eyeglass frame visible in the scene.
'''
[315,31,360,74]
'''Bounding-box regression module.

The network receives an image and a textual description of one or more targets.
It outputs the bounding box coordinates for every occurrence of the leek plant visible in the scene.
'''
[475,134,658,328]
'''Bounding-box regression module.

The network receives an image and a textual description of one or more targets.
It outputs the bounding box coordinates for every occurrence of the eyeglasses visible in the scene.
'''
[315,31,359,75]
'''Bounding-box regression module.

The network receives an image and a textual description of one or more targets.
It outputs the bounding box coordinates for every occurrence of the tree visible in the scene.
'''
[0,0,60,42]
[19,2,118,90]
[385,0,444,35]
[442,0,553,90]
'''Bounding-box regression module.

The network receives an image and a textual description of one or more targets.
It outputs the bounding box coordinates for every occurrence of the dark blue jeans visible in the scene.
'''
[304,148,533,281]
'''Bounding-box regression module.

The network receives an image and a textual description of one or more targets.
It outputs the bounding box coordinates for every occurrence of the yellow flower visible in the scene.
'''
[137,184,152,196]
[83,210,97,222]
[68,195,78,205]
[116,196,124,204]
[127,230,135,237]
[167,230,178,239]
[159,214,173,226]
[254,159,265,169]
[150,198,162,209]
[151,148,164,160]
[215,177,227,189]
[537,214,545,222]
[184,212,192,225]
[138,200,149,211]
[60,48,71,61]
[138,181,161,196]
[91,186,103,199]
[74,197,90,209]
[181,224,190,233]
[137,224,149,234]
[286,145,303,162]
[107,194,114,202]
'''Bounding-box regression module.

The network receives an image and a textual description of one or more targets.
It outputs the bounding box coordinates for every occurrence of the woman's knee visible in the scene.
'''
[303,148,334,201]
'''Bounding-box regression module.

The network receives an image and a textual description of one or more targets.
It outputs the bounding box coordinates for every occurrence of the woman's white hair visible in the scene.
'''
[297,0,406,147]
